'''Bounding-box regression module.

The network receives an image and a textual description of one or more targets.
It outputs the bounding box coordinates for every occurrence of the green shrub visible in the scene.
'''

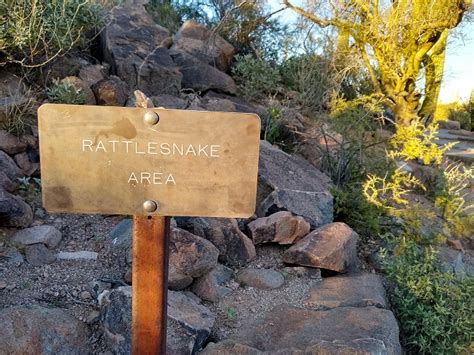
[0,0,104,67]
[381,239,474,354]
[47,79,86,104]
[232,54,280,99]
[448,105,472,131]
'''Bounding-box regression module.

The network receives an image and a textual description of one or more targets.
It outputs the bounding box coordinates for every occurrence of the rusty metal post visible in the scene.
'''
[132,215,170,355]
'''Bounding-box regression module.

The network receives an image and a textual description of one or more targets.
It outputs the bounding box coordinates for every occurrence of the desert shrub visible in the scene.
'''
[0,0,105,67]
[262,106,282,144]
[232,54,280,99]
[448,104,472,131]
[146,0,206,34]
[381,238,474,354]
[47,78,86,104]
[0,88,36,136]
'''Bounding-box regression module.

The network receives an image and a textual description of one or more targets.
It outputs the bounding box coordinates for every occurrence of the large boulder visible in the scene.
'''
[171,20,234,72]
[247,211,310,245]
[283,222,359,273]
[193,218,256,266]
[0,306,89,354]
[257,141,333,228]
[99,286,215,354]
[102,5,182,96]
[169,227,219,290]
[305,273,388,309]
[0,189,33,228]
[170,50,237,94]
[202,304,401,354]
[0,150,22,181]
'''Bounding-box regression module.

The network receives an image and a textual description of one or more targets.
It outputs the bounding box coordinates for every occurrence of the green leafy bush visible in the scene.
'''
[448,105,472,131]
[232,54,280,99]
[0,0,104,66]
[381,239,474,354]
[47,79,86,104]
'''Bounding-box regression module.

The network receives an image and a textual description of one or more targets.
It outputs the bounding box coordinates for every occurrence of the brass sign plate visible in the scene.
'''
[38,104,260,217]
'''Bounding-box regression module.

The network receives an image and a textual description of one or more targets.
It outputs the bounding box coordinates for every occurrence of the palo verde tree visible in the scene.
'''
[283,0,471,125]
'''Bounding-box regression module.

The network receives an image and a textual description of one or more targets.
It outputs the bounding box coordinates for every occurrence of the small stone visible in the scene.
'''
[0,171,16,192]
[56,251,98,261]
[0,150,22,181]
[80,290,92,300]
[282,266,322,280]
[192,264,233,302]
[124,268,132,284]
[25,244,56,266]
[236,269,285,289]
[12,225,62,248]
[0,280,7,289]
[92,76,128,106]
[283,222,359,273]
[1,247,24,265]
[247,211,310,245]
[79,64,106,87]
[86,310,101,324]
[13,152,31,173]
[0,130,28,155]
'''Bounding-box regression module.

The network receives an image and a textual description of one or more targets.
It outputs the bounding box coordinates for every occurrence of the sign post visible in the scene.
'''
[38,91,260,354]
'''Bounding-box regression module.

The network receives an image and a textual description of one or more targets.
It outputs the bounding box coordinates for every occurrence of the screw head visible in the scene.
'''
[143,200,158,213]
[143,111,159,125]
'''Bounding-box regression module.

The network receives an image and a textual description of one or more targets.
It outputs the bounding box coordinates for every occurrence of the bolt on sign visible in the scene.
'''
[38,104,261,217]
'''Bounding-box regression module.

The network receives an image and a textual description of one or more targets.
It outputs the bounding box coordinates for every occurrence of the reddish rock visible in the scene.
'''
[0,151,22,181]
[13,152,31,173]
[169,227,219,290]
[193,218,256,266]
[447,239,464,252]
[0,189,33,228]
[172,20,235,72]
[0,130,27,154]
[92,76,128,106]
[79,64,107,87]
[283,222,359,272]
[247,211,310,245]
[236,268,284,289]
[192,264,233,302]
[0,171,16,192]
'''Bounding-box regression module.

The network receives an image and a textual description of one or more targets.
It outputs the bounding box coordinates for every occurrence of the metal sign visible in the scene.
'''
[38,104,260,217]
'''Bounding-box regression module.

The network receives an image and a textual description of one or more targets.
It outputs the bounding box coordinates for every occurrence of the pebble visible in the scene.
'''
[80,291,92,300]
[57,251,98,261]
[0,280,7,289]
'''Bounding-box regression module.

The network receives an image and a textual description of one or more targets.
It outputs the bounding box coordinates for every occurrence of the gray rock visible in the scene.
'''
[247,211,310,245]
[204,98,236,112]
[438,120,461,130]
[110,218,132,248]
[168,290,216,353]
[100,286,215,354]
[236,269,284,289]
[12,225,62,248]
[25,244,56,266]
[102,5,182,96]
[283,222,359,273]
[257,141,333,228]
[193,218,256,266]
[0,150,22,181]
[0,129,27,155]
[0,305,89,354]
[43,54,92,81]
[202,304,401,354]
[0,189,33,228]
[151,94,187,109]
[170,50,237,94]
[282,266,322,280]
[203,91,264,115]
[172,20,234,72]
[0,171,16,192]
[169,227,219,290]
[57,251,99,261]
[0,247,24,265]
[192,264,233,302]
[14,152,32,174]
[305,273,387,309]
[78,64,107,87]
[91,76,128,106]
[437,246,474,277]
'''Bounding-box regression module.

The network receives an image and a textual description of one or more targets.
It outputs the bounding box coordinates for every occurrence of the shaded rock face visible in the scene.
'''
[172,20,235,72]
[257,141,333,228]
[0,150,22,181]
[170,50,237,94]
[102,5,182,96]
[0,129,28,155]
[247,211,310,245]
[283,222,359,273]
[0,189,33,228]
[100,286,215,354]
[193,218,256,266]
[0,171,16,192]
[305,273,388,309]
[169,227,219,290]
[25,244,57,266]
[0,306,89,354]
[192,264,233,302]
[203,305,401,354]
